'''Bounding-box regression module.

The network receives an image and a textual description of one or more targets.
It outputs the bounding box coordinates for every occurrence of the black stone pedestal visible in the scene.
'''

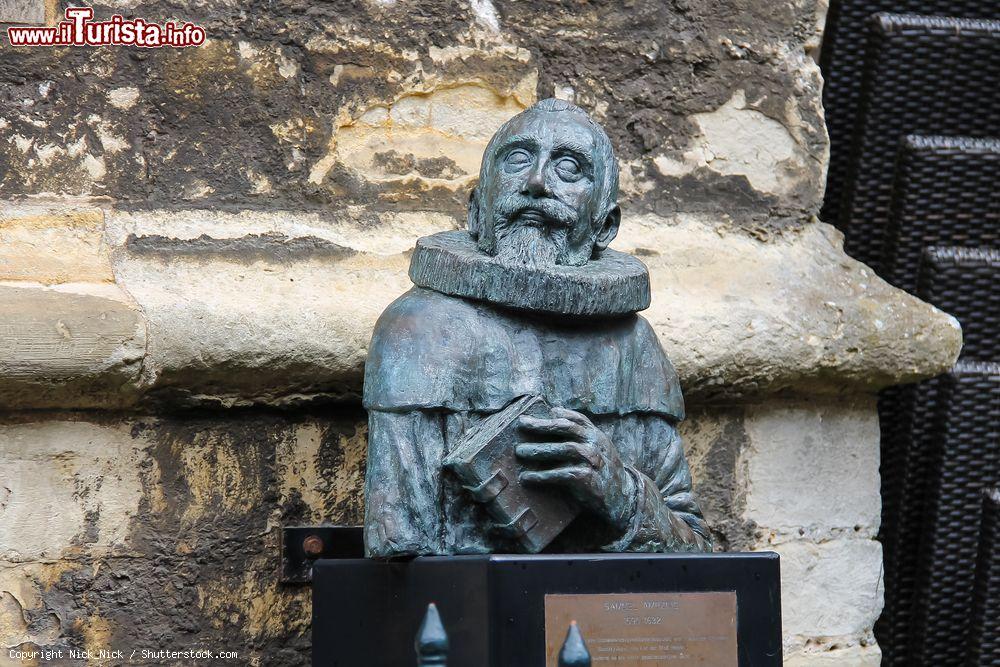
[312,552,781,666]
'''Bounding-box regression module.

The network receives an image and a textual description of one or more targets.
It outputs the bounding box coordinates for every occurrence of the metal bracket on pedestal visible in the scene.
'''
[280,525,364,583]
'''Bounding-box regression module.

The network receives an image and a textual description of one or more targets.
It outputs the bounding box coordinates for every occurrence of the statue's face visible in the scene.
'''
[474,110,617,267]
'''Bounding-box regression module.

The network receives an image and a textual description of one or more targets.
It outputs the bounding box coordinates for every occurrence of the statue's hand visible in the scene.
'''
[515,407,637,532]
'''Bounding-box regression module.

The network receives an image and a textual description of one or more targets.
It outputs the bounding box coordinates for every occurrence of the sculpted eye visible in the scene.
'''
[503,149,532,172]
[555,157,582,180]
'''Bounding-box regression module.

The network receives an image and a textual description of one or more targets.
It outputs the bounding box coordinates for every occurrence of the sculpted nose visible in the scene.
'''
[522,163,549,198]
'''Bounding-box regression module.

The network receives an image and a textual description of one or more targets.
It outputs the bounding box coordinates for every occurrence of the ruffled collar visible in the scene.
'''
[408,230,650,317]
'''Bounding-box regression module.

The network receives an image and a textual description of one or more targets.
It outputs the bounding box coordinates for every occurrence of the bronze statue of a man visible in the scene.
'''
[363,98,711,557]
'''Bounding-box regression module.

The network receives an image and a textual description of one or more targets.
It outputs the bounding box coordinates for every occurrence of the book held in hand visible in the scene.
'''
[443,394,581,552]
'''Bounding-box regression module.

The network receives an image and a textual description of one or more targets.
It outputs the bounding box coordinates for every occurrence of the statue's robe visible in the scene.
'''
[363,286,711,557]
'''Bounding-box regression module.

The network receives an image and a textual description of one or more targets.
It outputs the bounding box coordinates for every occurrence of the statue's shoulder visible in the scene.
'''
[629,313,661,346]
[630,314,674,369]
[619,314,685,421]
[372,286,483,336]
[362,287,497,411]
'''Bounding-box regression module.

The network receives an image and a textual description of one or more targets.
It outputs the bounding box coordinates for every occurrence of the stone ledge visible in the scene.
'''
[0,283,145,409]
[0,204,962,409]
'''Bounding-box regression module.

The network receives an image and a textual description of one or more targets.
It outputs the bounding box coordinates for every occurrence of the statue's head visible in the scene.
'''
[468,98,621,268]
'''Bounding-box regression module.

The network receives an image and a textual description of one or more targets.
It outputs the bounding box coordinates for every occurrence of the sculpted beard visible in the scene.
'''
[494,225,566,267]
[491,193,576,267]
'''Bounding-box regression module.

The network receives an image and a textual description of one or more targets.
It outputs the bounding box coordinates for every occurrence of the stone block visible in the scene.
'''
[112,228,413,406]
[772,539,884,639]
[0,284,145,409]
[742,399,881,541]
[0,421,148,562]
[0,205,113,284]
[621,216,962,400]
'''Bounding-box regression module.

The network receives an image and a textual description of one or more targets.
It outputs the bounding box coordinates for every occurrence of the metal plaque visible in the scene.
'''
[544,592,738,666]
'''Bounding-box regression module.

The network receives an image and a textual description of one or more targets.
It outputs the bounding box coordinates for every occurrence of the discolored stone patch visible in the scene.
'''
[0,0,825,227]
[0,411,366,667]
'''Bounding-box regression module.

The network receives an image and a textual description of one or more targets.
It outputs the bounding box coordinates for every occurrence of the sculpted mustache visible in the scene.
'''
[494,194,576,228]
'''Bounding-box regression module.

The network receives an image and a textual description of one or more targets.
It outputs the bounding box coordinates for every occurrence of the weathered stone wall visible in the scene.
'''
[1,413,366,667]
[1,0,829,219]
[1,400,882,666]
[0,0,961,665]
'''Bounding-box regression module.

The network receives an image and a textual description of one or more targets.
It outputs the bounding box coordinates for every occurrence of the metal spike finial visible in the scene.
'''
[415,602,449,666]
[559,621,592,667]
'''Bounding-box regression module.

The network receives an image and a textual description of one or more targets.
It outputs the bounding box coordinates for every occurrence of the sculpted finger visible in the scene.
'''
[549,407,594,427]
[517,415,585,439]
[519,465,594,486]
[516,442,593,463]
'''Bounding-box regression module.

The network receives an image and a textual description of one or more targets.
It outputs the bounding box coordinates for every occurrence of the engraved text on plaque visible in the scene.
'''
[544,592,737,665]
